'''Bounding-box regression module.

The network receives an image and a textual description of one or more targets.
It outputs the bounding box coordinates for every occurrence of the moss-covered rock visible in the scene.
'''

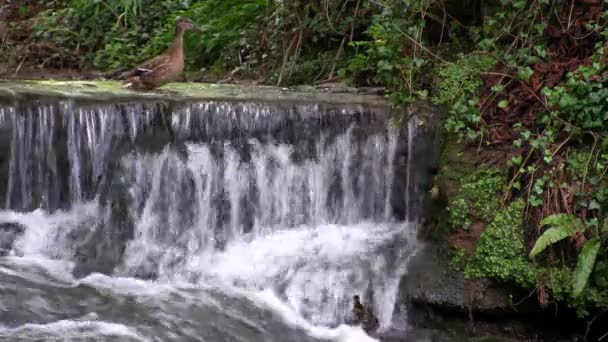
[464,199,540,288]
[403,244,514,314]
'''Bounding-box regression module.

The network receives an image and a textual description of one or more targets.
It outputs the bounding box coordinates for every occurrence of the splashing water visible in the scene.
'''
[0,98,431,341]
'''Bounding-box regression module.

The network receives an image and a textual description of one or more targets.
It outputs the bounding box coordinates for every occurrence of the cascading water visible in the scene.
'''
[0,96,437,342]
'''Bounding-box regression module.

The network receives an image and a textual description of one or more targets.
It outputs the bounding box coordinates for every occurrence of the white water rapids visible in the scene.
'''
[0,100,427,341]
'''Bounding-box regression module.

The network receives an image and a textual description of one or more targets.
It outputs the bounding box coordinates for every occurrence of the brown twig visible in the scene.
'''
[277,34,298,85]
[504,148,536,203]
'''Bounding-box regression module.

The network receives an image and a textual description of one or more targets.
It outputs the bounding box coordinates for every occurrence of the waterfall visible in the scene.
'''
[0,97,434,335]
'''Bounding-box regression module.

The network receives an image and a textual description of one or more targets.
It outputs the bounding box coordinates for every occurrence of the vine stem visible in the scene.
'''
[503,148,535,204]
[391,24,451,64]
[581,135,599,197]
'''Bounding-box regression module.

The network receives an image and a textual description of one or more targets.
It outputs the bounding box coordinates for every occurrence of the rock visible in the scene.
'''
[391,102,443,221]
[400,244,514,314]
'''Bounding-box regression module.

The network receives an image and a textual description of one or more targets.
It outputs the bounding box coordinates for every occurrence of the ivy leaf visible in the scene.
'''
[513,181,521,190]
[514,139,523,148]
[517,66,534,83]
[513,0,527,9]
[529,214,580,258]
[572,239,601,298]
[492,84,505,93]
[512,155,523,165]
[530,196,544,207]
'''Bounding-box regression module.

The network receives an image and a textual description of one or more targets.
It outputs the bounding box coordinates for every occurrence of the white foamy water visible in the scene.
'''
[75,273,380,342]
[0,319,147,341]
[112,125,416,331]
[170,222,419,329]
[0,98,429,341]
[250,289,379,342]
[0,201,99,261]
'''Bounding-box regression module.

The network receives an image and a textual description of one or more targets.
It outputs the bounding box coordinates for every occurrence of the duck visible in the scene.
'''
[350,294,379,333]
[121,17,202,90]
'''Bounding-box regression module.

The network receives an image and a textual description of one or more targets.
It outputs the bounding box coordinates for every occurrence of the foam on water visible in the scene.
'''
[0,98,434,341]
[0,319,147,341]
[0,201,99,260]
[171,221,419,328]
[250,289,378,342]
[76,272,379,342]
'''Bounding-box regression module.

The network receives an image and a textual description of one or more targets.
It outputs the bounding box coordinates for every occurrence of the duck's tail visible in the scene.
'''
[122,76,154,90]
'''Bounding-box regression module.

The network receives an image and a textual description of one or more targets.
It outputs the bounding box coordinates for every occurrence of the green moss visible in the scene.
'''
[0,80,389,107]
[448,197,472,229]
[464,199,539,288]
[447,167,505,230]
[450,247,469,271]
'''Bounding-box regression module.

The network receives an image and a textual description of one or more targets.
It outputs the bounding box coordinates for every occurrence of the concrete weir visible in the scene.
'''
[0,80,442,336]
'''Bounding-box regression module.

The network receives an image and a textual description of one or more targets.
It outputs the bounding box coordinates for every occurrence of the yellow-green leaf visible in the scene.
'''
[529,214,580,258]
[572,239,601,298]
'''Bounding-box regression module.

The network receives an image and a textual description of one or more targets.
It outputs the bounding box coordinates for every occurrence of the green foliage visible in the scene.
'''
[450,247,468,271]
[31,0,193,69]
[448,168,505,230]
[145,0,267,70]
[433,54,495,105]
[28,0,269,71]
[434,54,496,140]
[343,0,433,107]
[545,262,608,318]
[547,268,574,302]
[524,211,608,314]
[465,199,539,287]
[573,239,602,298]
[542,51,608,130]
[593,259,608,289]
[529,214,581,259]
[448,197,472,230]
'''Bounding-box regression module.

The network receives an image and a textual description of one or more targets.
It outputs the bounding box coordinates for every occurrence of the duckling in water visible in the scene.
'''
[351,295,380,333]
[121,17,202,90]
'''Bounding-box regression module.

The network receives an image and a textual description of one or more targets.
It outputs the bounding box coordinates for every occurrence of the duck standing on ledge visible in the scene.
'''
[121,17,202,90]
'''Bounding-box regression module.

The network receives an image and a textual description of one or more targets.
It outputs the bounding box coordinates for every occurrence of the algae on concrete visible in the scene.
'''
[0,80,391,107]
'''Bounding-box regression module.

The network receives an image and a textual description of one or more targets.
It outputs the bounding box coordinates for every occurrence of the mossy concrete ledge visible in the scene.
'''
[0,80,391,108]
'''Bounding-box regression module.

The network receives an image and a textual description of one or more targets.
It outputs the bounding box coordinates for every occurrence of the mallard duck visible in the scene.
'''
[121,17,202,90]
[350,294,379,333]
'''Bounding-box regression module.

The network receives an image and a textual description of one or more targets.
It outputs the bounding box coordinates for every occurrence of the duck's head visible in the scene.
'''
[175,17,203,33]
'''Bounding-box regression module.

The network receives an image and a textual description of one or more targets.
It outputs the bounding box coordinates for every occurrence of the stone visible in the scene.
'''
[400,244,514,314]
[0,80,391,108]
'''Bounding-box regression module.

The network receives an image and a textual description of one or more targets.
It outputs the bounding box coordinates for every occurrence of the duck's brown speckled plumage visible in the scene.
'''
[122,18,201,90]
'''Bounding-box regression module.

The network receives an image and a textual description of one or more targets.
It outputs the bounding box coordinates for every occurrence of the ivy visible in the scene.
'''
[433,54,496,106]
